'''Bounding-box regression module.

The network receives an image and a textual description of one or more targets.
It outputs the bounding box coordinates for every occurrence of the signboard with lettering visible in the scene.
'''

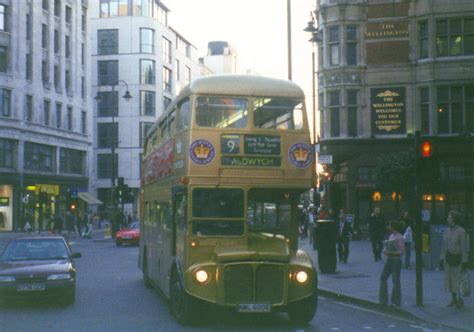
[371,87,406,135]
[222,156,281,167]
[244,135,281,155]
[366,21,409,40]
[0,197,9,206]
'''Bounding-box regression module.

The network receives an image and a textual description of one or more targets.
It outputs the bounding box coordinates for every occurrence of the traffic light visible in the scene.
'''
[421,140,432,158]
[116,177,133,204]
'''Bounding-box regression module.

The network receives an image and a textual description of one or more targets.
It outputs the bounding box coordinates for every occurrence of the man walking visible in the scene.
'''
[337,209,353,263]
[369,206,386,261]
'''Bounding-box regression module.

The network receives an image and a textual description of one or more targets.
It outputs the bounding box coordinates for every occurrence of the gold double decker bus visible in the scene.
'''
[139,75,317,324]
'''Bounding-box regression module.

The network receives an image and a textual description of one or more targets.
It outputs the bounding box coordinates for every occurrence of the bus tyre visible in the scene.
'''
[170,278,194,325]
[287,293,317,324]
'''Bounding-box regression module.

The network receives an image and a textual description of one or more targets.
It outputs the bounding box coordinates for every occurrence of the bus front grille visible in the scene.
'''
[223,264,284,305]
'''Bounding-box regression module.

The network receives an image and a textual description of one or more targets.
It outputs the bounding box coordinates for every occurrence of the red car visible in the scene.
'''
[115,222,140,246]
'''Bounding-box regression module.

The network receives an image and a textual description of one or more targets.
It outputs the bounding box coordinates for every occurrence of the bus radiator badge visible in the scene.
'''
[189,139,215,165]
[288,143,313,168]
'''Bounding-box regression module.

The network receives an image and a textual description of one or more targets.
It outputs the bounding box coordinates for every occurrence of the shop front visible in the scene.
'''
[0,185,13,231]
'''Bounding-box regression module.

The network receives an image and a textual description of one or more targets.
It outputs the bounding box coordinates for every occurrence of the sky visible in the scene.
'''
[167,0,317,136]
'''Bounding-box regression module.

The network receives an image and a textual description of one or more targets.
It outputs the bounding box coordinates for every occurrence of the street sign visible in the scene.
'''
[318,154,333,165]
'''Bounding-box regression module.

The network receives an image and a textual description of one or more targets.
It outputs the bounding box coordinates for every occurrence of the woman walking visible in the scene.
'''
[440,211,469,308]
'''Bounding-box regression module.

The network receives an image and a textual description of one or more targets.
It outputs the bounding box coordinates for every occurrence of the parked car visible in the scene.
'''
[116,222,140,246]
[0,236,81,305]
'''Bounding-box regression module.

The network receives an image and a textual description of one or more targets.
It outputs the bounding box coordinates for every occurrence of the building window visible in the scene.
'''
[26,14,31,41]
[56,103,62,128]
[43,100,50,126]
[162,67,171,93]
[26,53,32,80]
[65,69,71,93]
[98,123,118,148]
[97,91,118,117]
[329,91,340,137]
[318,92,325,139]
[97,153,117,179]
[67,106,73,131]
[162,37,172,64]
[81,111,86,134]
[0,88,11,117]
[175,59,180,81]
[346,26,357,65]
[329,26,340,66]
[98,29,118,55]
[140,28,154,54]
[420,87,430,135]
[98,60,118,85]
[54,66,61,91]
[155,4,167,25]
[54,0,60,17]
[42,24,48,49]
[163,96,171,111]
[437,85,474,134]
[0,46,7,73]
[60,148,85,175]
[42,61,49,86]
[100,0,128,18]
[42,0,49,11]
[24,142,55,172]
[0,5,7,32]
[54,30,59,54]
[137,0,152,16]
[0,138,14,168]
[81,9,86,32]
[25,95,33,122]
[347,90,358,136]
[65,6,72,24]
[81,77,85,99]
[140,91,155,116]
[437,18,474,57]
[140,122,153,147]
[140,59,155,84]
[65,35,71,58]
[419,21,429,58]
[358,167,375,181]
[184,66,191,85]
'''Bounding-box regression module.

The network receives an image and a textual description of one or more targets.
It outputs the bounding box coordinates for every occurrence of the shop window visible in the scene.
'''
[60,148,85,174]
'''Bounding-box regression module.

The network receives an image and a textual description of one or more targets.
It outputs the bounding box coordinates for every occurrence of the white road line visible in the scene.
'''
[363,327,373,330]
[330,328,340,331]
[387,324,396,328]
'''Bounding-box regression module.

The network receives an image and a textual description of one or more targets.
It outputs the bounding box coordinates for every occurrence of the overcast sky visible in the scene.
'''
[167,0,316,133]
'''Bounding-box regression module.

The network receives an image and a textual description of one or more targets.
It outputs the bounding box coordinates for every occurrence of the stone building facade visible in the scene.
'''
[315,0,474,230]
[0,0,92,231]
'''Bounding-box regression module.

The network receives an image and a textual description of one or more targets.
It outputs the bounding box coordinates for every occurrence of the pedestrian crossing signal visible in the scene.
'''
[421,141,432,158]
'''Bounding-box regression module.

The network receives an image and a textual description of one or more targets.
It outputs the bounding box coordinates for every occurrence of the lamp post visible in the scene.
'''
[95,80,132,237]
[304,12,322,203]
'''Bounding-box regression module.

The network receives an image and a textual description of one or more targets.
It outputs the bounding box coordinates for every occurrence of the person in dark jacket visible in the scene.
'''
[337,209,353,263]
[369,206,386,261]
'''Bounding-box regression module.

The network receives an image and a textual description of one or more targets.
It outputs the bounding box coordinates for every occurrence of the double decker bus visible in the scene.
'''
[139,75,317,324]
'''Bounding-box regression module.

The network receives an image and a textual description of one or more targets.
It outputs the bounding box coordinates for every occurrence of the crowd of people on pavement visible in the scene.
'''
[301,204,470,310]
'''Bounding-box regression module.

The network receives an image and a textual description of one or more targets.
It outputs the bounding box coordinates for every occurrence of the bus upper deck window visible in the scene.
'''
[253,98,303,130]
[177,99,190,131]
[196,96,248,128]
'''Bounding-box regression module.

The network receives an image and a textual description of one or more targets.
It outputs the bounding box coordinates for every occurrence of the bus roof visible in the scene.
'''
[179,75,305,100]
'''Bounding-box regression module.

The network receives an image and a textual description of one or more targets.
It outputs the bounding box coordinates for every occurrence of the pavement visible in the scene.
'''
[299,237,474,331]
[0,229,472,330]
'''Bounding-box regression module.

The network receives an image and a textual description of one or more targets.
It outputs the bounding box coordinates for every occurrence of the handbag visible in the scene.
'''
[461,270,471,297]
[446,251,462,267]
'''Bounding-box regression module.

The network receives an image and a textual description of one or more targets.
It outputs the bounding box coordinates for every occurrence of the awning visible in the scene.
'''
[78,192,103,205]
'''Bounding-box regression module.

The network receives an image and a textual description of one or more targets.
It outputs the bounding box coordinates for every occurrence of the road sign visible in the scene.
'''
[318,154,333,165]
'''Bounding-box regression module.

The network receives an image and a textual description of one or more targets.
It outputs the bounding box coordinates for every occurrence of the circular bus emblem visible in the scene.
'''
[189,139,215,165]
[288,143,313,168]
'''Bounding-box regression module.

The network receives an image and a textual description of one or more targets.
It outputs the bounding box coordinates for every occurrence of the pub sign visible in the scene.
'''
[371,87,406,135]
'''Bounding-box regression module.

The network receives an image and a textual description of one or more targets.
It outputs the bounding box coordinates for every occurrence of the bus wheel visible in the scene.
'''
[170,278,194,325]
[287,293,317,324]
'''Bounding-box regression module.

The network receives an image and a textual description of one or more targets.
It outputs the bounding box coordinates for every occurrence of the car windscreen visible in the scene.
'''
[1,239,69,261]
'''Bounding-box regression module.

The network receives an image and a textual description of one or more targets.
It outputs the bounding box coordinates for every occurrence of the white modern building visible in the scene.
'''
[0,0,92,231]
[200,41,239,74]
[89,0,201,217]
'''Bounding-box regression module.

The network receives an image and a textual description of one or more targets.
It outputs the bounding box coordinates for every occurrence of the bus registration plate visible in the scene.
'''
[237,303,271,313]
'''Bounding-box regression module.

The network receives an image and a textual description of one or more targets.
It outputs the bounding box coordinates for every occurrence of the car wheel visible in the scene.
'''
[287,292,317,324]
[63,288,76,305]
[170,277,194,325]
[116,241,122,247]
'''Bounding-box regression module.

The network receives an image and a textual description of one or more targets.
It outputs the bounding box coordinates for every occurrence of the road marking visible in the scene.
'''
[363,327,373,330]
[387,324,396,328]
[330,328,340,331]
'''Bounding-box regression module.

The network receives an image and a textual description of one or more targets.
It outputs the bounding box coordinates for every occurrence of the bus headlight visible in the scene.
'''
[195,269,209,284]
[295,271,309,284]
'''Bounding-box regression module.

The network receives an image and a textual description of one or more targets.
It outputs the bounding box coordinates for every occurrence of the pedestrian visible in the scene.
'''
[84,212,93,239]
[23,213,32,233]
[307,207,315,244]
[440,210,469,309]
[399,211,413,269]
[337,208,353,263]
[127,212,133,226]
[379,220,405,307]
[66,211,77,237]
[369,206,386,261]
[53,214,63,234]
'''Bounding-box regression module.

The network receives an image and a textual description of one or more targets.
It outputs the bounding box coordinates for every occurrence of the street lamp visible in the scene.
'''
[304,12,322,204]
[94,80,132,237]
